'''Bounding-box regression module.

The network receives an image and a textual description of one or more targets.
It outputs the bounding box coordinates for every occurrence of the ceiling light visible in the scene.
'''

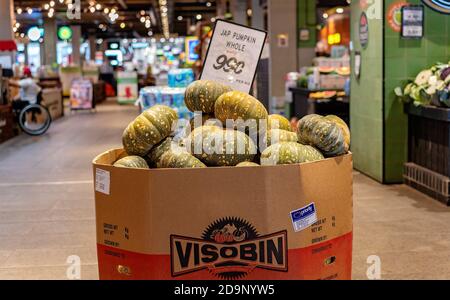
[148,31,153,36]
[59,0,64,3]
[16,8,23,14]
[211,17,216,23]
[50,1,55,7]
[145,23,151,28]
[120,22,126,29]
[140,16,146,22]
[206,2,211,7]
[323,13,328,19]
[104,8,109,14]
[27,7,33,14]
[140,10,145,15]
[336,7,344,14]
[44,4,50,10]
[20,33,25,38]
[96,4,102,10]
[196,14,202,20]
[177,16,183,21]
[247,9,252,16]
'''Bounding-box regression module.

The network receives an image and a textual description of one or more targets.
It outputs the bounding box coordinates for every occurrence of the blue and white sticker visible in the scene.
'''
[290,202,317,232]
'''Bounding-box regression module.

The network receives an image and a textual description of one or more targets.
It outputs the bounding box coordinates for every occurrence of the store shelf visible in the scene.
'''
[404,104,450,123]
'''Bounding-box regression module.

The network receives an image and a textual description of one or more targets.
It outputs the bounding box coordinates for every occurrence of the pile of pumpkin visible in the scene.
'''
[113,80,350,169]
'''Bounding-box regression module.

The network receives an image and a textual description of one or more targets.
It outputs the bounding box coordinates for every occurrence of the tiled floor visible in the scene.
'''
[0,99,449,280]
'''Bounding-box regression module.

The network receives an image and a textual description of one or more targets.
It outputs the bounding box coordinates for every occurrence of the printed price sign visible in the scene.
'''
[200,19,267,93]
[401,5,424,38]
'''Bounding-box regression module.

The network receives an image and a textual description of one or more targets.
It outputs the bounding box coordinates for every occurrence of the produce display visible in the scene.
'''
[396,62,450,107]
[114,79,350,170]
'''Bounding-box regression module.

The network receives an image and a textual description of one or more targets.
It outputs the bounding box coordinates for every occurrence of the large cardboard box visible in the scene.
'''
[93,149,353,280]
[41,88,63,120]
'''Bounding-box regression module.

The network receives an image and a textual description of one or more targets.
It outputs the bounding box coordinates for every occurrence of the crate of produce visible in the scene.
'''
[92,80,353,280]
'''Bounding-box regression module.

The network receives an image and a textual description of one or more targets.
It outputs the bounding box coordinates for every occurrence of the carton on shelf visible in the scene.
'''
[92,149,353,280]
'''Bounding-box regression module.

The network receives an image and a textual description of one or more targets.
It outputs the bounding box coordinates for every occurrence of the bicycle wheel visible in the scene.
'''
[18,104,52,136]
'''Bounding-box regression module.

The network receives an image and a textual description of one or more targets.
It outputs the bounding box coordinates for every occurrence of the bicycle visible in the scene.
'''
[11,91,52,136]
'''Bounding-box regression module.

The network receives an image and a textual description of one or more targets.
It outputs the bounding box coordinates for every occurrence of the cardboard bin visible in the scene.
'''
[93,148,353,280]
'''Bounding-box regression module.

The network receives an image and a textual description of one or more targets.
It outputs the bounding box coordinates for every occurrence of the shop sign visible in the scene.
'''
[185,36,200,64]
[401,5,424,39]
[422,0,450,14]
[27,27,43,42]
[200,19,267,93]
[299,28,310,41]
[359,12,369,49]
[387,1,408,32]
[58,26,73,41]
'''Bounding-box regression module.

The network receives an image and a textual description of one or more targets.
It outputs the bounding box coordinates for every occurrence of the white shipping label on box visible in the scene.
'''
[290,202,317,232]
[95,168,110,195]
[200,19,267,93]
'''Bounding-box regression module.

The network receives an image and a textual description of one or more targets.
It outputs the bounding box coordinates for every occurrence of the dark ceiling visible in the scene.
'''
[13,0,218,39]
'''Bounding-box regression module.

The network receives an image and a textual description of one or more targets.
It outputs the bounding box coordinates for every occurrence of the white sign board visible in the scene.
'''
[200,19,267,93]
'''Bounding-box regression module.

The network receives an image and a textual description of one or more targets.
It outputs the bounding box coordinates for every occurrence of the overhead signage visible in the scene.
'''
[422,0,450,14]
[200,19,267,93]
[401,5,424,38]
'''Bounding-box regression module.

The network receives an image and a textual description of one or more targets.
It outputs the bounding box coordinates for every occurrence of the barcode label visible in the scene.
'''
[290,202,317,232]
[95,168,110,195]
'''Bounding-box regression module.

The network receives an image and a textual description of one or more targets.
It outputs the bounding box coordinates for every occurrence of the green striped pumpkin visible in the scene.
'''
[297,114,347,157]
[122,105,178,157]
[113,156,149,169]
[185,80,232,114]
[268,114,292,131]
[260,142,324,166]
[265,129,298,147]
[187,125,257,166]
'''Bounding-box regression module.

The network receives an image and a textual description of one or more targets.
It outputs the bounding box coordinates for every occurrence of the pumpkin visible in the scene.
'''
[113,156,149,169]
[147,137,174,167]
[268,114,292,131]
[260,142,324,166]
[214,91,268,139]
[158,149,207,168]
[185,80,232,114]
[324,115,350,148]
[265,129,298,147]
[297,114,347,157]
[189,114,222,130]
[187,125,257,166]
[236,161,260,167]
[122,105,178,157]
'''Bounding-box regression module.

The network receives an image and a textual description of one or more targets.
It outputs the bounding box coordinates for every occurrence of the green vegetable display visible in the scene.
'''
[113,156,149,169]
[187,125,257,166]
[297,114,347,157]
[185,80,232,114]
[260,142,324,166]
[122,105,178,156]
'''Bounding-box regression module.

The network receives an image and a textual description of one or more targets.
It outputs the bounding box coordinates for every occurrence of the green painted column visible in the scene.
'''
[350,0,384,182]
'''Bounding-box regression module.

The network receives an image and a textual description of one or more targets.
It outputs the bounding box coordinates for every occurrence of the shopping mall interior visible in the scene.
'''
[0,0,449,281]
